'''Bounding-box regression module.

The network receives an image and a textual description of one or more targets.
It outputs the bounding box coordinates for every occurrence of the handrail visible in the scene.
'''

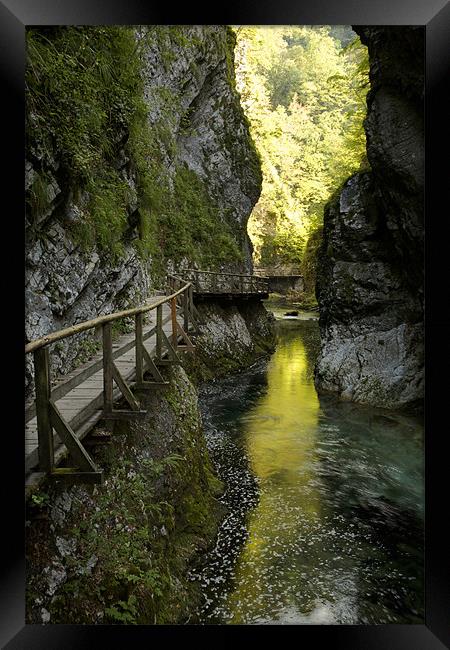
[183,268,269,279]
[24,268,268,483]
[25,269,268,355]
[180,269,269,294]
[25,283,191,354]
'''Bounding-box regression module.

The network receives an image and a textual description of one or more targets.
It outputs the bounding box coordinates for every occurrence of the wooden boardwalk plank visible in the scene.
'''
[25,304,185,474]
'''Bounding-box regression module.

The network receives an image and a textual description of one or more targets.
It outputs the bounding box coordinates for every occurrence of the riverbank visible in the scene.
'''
[268,291,318,311]
[25,298,276,624]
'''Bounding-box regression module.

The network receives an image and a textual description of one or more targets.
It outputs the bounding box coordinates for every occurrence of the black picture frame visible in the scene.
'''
[2,0,449,647]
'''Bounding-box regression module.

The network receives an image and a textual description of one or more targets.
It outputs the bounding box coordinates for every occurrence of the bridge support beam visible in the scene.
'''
[33,347,103,483]
[102,320,148,419]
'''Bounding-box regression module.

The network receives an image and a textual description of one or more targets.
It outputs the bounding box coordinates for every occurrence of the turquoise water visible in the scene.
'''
[189,307,424,625]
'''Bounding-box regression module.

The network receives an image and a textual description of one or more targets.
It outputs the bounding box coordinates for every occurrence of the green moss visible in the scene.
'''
[26,170,51,222]
[180,488,211,533]
[74,336,102,364]
[26,26,166,262]
[26,26,261,270]
[111,317,134,339]
[155,163,243,267]
[205,465,225,497]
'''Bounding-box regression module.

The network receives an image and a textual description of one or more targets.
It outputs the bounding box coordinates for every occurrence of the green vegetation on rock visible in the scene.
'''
[26,27,153,259]
[25,366,224,625]
[157,164,243,266]
[26,25,254,271]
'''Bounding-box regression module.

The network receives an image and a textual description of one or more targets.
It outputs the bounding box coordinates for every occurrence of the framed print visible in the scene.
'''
[1,0,449,647]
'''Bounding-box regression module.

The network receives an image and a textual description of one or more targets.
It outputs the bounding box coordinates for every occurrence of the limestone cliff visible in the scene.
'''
[315,27,424,409]
[25,26,261,394]
[142,26,261,269]
[183,299,276,383]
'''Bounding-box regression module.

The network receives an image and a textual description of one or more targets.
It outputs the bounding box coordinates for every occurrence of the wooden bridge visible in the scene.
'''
[254,270,304,294]
[25,270,269,488]
[170,269,269,299]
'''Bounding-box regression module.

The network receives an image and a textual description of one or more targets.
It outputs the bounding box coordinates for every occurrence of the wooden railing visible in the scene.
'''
[25,269,268,484]
[254,268,302,277]
[166,274,198,330]
[25,282,196,483]
[179,269,269,295]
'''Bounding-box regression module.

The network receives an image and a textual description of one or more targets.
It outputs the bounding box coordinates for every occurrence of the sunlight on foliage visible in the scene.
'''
[233,25,369,270]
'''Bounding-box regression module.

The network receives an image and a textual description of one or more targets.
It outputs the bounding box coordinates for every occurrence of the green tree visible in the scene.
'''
[234,26,369,271]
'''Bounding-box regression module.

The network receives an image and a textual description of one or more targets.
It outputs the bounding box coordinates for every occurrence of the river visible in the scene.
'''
[188,301,424,625]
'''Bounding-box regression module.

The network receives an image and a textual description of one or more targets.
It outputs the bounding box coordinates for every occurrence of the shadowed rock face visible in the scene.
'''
[315,27,424,409]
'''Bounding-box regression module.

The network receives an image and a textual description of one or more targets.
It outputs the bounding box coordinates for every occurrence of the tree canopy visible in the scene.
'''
[234,26,369,270]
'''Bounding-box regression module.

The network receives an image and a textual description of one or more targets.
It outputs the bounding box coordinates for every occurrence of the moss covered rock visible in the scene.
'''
[25,25,262,397]
[25,366,225,625]
[181,299,276,384]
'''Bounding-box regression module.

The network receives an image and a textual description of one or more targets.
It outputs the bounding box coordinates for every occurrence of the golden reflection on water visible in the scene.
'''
[225,327,324,623]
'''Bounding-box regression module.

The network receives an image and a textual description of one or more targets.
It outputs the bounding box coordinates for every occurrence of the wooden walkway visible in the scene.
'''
[25,271,269,487]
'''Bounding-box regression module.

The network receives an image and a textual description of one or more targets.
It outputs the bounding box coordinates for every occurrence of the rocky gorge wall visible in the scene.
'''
[184,298,276,383]
[25,26,261,395]
[315,27,424,409]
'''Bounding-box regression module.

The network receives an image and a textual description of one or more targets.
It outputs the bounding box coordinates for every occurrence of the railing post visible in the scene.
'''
[34,346,54,473]
[171,297,178,350]
[195,271,199,292]
[135,313,143,384]
[102,322,113,415]
[188,285,194,324]
[183,289,189,332]
[156,304,162,360]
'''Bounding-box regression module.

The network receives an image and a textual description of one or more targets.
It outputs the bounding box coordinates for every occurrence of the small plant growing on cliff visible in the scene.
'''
[105,594,139,624]
[31,491,50,508]
[27,171,51,223]
[142,454,185,478]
